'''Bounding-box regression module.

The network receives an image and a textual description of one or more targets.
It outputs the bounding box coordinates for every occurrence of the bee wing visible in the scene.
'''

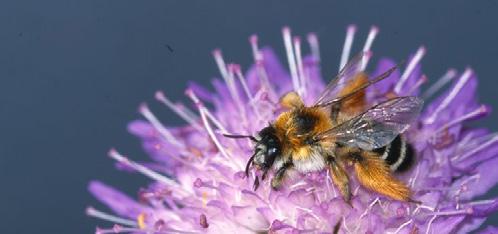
[316,97,423,150]
[313,52,366,107]
[313,52,400,108]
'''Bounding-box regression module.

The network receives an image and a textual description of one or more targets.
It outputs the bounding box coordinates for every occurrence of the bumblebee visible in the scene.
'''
[225,53,423,203]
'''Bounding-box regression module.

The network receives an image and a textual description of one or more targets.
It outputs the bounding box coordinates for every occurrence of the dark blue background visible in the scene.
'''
[1,1,497,233]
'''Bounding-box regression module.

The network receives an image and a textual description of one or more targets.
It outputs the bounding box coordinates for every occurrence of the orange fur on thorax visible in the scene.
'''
[274,107,333,160]
[337,73,368,120]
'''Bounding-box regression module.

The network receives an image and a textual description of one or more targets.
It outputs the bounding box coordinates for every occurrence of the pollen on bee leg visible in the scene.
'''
[394,46,426,94]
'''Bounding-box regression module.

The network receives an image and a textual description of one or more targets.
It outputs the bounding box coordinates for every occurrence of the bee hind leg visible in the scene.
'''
[271,161,293,190]
[353,151,411,201]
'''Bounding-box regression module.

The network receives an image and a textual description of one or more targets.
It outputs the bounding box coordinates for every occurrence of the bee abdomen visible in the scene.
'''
[372,135,414,172]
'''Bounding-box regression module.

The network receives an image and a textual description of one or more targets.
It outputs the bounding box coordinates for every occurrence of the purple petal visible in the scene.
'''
[88,181,148,219]
[369,58,400,97]
[232,205,269,230]
[127,120,156,138]
[452,155,498,200]
[479,226,498,234]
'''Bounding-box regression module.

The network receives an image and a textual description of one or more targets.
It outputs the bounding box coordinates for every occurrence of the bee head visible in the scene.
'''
[221,126,281,190]
[249,126,281,177]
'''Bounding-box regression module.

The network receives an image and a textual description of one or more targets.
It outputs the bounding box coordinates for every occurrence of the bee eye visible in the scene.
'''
[268,147,278,155]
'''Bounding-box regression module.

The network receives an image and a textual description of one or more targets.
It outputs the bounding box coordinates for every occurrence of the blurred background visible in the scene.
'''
[1,1,497,233]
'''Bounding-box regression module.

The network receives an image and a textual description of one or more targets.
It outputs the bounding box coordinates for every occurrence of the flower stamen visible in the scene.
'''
[307,33,320,62]
[282,26,301,95]
[422,69,457,99]
[394,46,426,94]
[154,91,203,131]
[424,68,472,124]
[86,207,137,227]
[360,26,379,71]
[339,24,356,71]
[139,103,184,148]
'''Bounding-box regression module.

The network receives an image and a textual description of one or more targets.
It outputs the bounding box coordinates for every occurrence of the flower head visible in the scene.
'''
[88,25,498,233]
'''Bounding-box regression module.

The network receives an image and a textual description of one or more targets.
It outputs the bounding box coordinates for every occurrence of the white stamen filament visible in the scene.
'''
[430,208,473,216]
[359,197,380,219]
[227,65,248,128]
[422,69,457,99]
[433,105,488,135]
[393,219,413,234]
[86,207,137,227]
[186,90,238,166]
[425,215,438,234]
[339,25,356,71]
[424,68,472,124]
[282,27,301,93]
[360,26,379,70]
[139,103,183,147]
[175,103,200,123]
[294,36,306,96]
[154,91,202,131]
[454,134,498,162]
[234,66,263,123]
[96,226,198,234]
[465,199,496,206]
[213,50,243,108]
[108,149,187,195]
[249,35,262,61]
[407,75,427,95]
[185,89,228,133]
[255,62,277,101]
[307,33,320,62]
[394,46,426,94]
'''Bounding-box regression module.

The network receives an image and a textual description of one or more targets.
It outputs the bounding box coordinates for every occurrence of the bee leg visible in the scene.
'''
[271,161,293,190]
[352,151,411,201]
[327,156,351,204]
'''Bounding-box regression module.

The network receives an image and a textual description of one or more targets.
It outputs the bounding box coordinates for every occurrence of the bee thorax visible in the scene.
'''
[293,150,326,173]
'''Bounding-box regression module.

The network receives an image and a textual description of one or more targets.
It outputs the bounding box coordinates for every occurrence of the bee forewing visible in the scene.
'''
[314,52,366,107]
[317,96,424,150]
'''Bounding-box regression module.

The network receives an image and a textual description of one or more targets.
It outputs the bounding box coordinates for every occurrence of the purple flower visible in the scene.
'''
[87,25,498,233]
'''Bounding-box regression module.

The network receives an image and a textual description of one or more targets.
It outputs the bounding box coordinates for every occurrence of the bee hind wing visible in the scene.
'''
[316,96,423,150]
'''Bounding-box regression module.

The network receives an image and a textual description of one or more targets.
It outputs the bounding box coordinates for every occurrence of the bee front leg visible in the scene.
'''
[271,161,293,190]
[327,156,351,203]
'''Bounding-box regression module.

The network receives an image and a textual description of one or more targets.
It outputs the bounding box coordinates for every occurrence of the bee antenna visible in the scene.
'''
[222,133,258,142]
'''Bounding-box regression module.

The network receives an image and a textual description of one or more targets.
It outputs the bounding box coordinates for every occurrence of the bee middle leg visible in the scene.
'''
[326,156,351,203]
[271,161,293,190]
